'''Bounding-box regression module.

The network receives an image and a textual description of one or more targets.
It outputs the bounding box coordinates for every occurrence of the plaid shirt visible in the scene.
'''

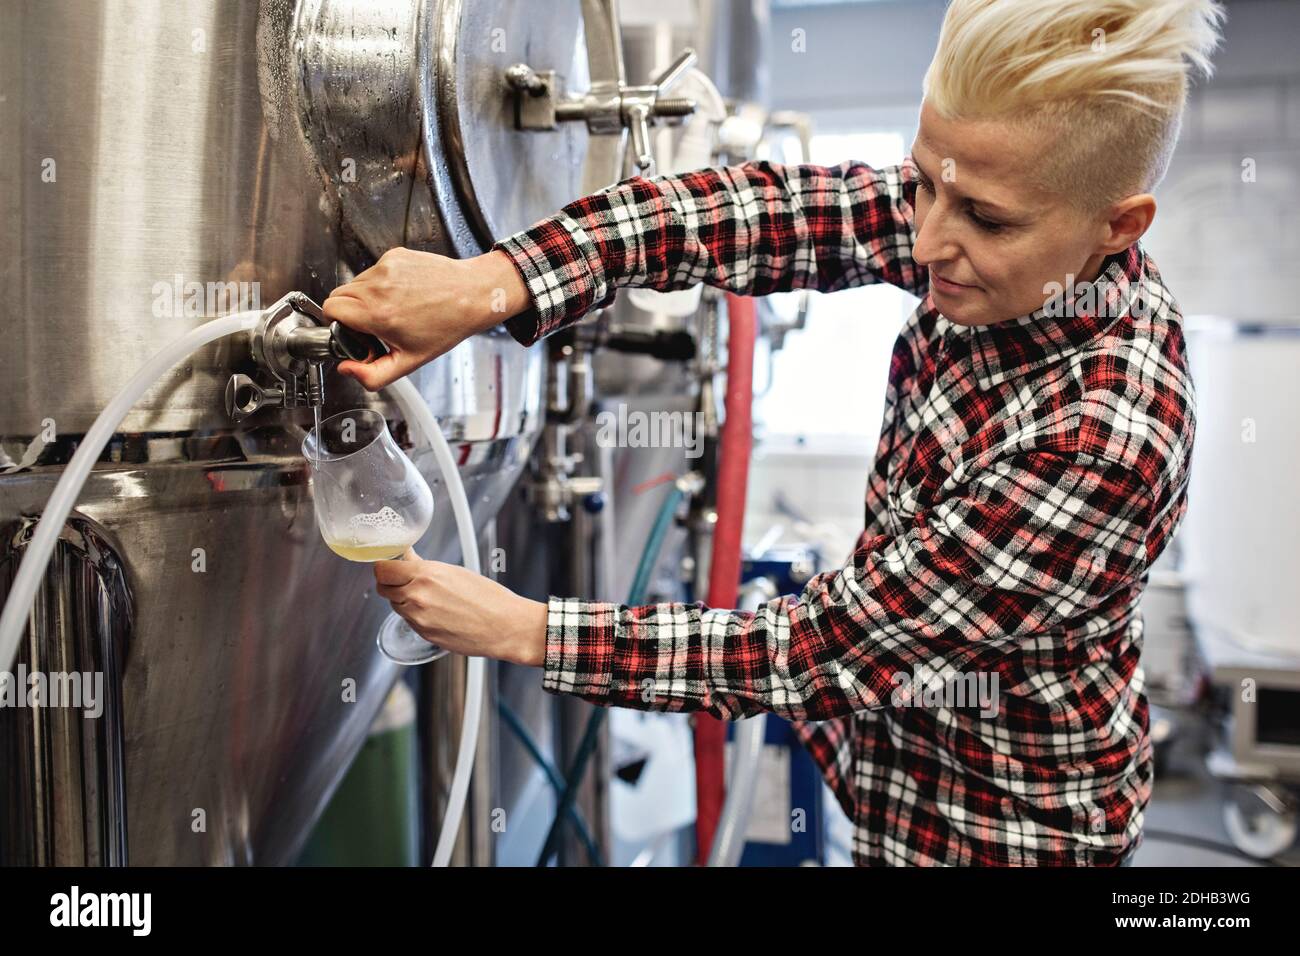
[493,158,1194,866]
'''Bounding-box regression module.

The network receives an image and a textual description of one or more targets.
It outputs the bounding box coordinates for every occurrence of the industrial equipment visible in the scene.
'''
[2,0,799,869]
[0,0,596,866]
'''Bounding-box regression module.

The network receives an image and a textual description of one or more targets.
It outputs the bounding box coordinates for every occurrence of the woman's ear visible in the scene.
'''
[1102,193,1157,253]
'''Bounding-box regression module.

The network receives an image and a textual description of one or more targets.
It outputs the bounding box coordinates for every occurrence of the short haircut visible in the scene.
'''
[922,0,1226,209]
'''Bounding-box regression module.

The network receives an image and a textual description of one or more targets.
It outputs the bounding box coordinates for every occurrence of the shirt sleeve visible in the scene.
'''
[491,159,926,346]
[539,450,1156,722]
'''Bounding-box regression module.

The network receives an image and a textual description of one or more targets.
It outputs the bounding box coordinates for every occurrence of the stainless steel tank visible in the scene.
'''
[0,0,604,865]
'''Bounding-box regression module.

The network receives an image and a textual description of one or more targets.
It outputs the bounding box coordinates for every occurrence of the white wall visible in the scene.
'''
[1144,0,1300,322]
[766,0,1300,321]
[747,0,1300,569]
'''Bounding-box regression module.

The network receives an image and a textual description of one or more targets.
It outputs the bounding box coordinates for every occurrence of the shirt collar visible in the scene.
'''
[945,243,1146,391]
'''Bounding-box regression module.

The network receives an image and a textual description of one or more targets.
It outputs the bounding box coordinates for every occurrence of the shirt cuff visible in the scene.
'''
[540,596,620,700]
[492,211,611,346]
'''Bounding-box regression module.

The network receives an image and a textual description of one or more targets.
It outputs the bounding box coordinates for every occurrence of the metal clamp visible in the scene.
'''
[224,292,387,421]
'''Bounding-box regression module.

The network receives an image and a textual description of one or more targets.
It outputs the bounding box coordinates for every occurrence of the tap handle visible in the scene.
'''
[652,47,696,95]
[329,321,388,363]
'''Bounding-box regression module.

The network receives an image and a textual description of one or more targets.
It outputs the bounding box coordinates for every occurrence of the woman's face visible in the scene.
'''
[908,99,1151,327]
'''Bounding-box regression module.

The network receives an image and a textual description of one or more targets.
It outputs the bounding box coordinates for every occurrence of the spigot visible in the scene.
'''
[224,291,386,421]
[508,49,698,175]
[306,362,325,408]
[506,3,698,177]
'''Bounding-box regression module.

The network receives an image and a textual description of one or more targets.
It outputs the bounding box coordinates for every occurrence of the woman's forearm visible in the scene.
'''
[491,159,926,348]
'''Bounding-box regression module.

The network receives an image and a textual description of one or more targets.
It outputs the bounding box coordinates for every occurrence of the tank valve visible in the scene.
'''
[224,291,386,421]
[506,43,698,175]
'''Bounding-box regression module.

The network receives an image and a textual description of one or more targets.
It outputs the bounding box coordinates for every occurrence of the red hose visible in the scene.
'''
[694,293,756,865]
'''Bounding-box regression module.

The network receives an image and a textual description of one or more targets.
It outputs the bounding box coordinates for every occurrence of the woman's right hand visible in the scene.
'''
[322,247,531,390]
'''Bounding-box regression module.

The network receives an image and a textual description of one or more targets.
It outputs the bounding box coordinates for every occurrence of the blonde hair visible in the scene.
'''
[922,0,1226,209]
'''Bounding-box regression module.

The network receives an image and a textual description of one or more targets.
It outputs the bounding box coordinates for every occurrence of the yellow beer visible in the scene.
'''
[324,540,412,562]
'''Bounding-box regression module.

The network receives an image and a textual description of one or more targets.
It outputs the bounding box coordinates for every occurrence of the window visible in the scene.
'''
[753,130,915,452]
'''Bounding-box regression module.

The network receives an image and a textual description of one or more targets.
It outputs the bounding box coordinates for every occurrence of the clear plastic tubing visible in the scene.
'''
[385,377,483,869]
[0,314,484,870]
[707,714,766,867]
[0,311,262,682]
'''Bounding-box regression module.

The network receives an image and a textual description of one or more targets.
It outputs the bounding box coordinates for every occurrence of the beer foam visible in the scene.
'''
[346,506,409,545]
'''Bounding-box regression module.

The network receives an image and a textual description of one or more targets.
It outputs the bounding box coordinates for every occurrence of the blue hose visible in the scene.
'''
[627,484,687,606]
[497,698,604,866]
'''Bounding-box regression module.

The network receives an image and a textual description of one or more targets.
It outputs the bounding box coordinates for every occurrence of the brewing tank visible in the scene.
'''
[0,0,602,865]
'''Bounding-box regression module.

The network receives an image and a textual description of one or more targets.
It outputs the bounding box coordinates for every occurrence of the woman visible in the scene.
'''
[322,0,1224,865]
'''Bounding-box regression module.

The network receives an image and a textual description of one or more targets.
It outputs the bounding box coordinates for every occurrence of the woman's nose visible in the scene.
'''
[911,207,959,269]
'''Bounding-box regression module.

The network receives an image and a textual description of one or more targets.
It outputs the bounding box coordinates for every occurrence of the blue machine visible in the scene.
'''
[728,547,827,866]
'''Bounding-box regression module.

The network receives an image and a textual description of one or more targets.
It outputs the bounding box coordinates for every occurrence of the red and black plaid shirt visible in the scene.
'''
[493,158,1195,866]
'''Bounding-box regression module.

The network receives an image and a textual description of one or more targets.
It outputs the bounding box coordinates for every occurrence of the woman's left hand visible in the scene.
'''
[373,550,547,667]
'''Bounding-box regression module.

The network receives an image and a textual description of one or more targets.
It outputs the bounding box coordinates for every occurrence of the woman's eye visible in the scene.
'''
[971,212,1004,233]
[915,175,1005,232]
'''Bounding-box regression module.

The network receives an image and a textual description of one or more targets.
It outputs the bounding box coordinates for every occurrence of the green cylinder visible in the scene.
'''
[296,680,418,866]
